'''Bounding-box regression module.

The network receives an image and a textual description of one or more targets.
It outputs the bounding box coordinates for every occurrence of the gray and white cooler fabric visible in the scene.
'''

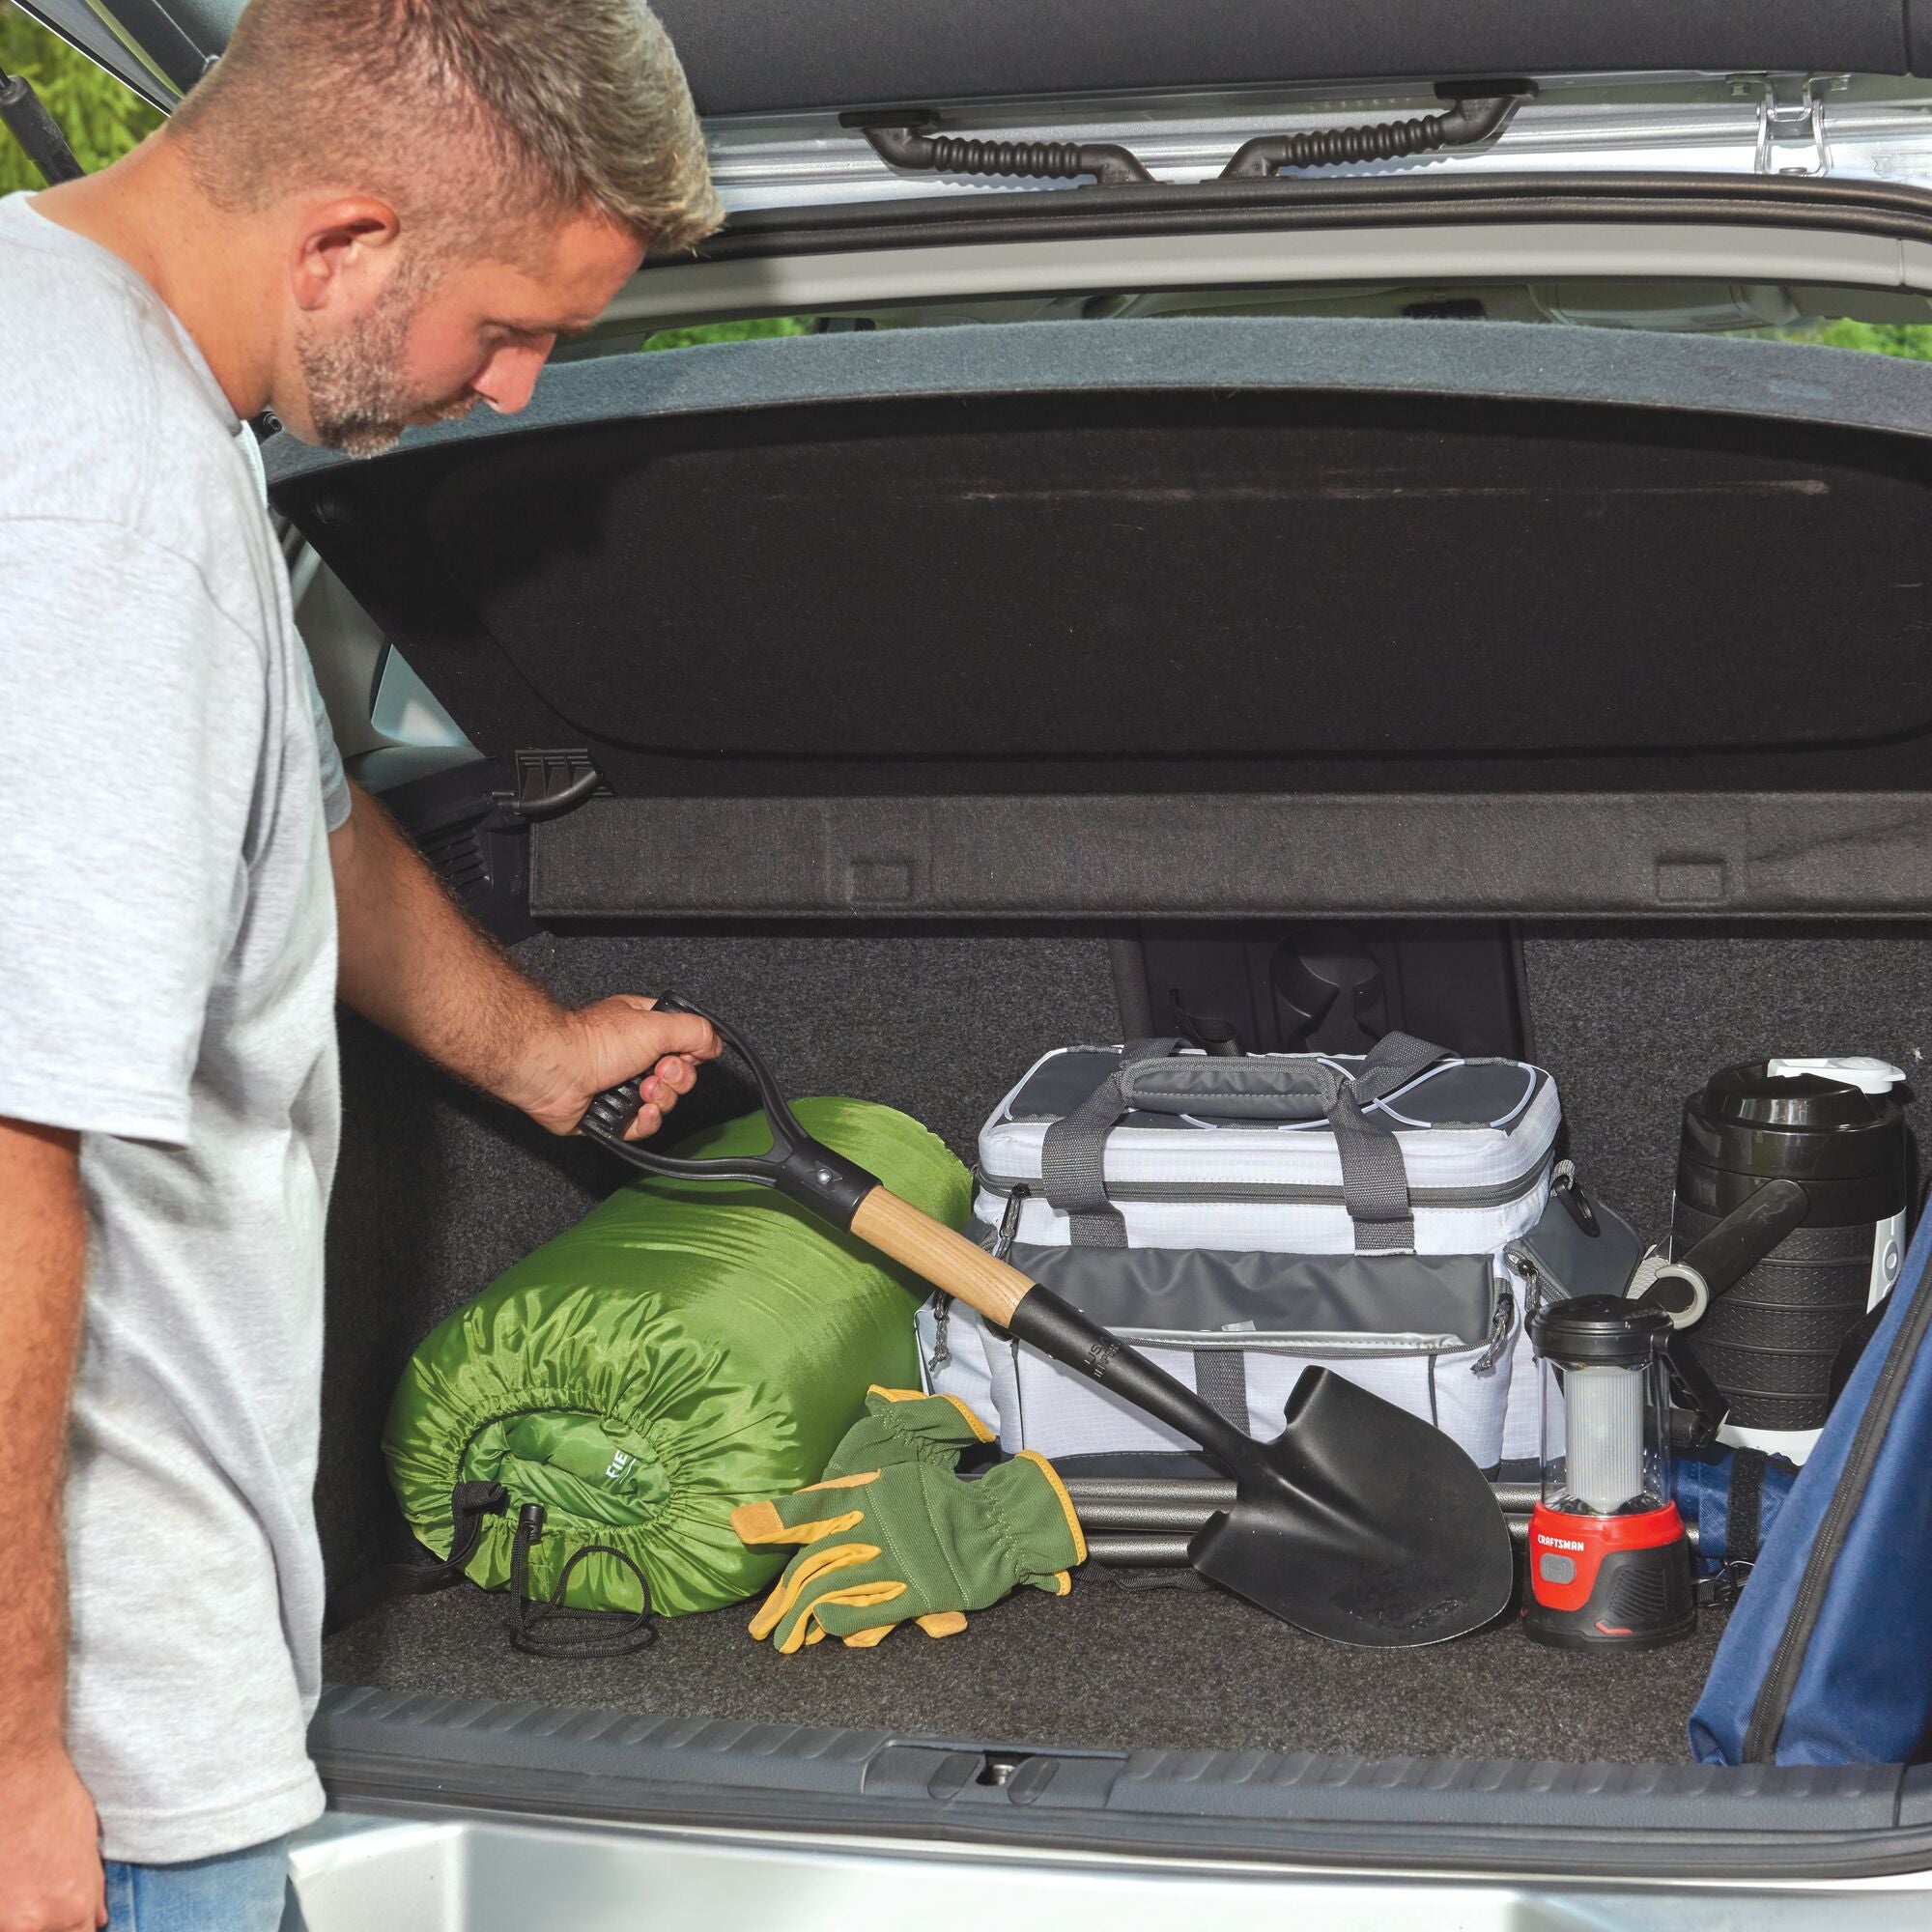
[923,1035,1602,1468]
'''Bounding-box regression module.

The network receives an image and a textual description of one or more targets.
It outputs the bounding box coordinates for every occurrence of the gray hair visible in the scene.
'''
[173,0,722,254]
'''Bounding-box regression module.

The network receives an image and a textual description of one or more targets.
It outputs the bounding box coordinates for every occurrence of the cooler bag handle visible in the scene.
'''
[1039,1037,1186,1246]
[1040,1033,1450,1251]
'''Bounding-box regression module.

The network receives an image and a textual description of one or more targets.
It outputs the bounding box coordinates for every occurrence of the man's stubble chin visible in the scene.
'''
[293,271,478,457]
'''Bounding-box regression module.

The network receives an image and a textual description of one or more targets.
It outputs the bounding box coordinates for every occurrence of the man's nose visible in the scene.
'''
[470,339,554,415]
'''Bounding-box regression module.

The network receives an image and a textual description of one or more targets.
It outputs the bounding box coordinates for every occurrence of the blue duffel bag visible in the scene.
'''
[1690,1207,1932,1766]
[1674,1443,1797,1587]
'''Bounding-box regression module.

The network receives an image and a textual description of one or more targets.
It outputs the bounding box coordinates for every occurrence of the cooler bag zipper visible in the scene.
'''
[1471,1284,1518,1375]
[978,1164,1550,1211]
[1503,1241,1550,1328]
[1123,1283,1514,1366]
[1114,1325,1470,1357]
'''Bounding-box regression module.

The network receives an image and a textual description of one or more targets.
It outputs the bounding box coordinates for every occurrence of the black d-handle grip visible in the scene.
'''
[581,1076,651,1143]
[578,993,880,1229]
[581,992,697,1143]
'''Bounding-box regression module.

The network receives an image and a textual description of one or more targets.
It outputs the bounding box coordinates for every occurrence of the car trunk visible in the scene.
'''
[313,921,1924,1770]
[276,314,1932,1871]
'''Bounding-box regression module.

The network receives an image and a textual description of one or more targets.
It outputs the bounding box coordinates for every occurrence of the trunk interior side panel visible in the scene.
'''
[319,923,1929,1767]
[1524,925,1932,1227]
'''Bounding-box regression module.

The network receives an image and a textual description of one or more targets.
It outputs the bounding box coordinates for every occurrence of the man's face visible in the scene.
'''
[291,209,643,456]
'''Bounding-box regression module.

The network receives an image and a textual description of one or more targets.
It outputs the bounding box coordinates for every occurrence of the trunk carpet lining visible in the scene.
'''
[322,1574,1728,1765]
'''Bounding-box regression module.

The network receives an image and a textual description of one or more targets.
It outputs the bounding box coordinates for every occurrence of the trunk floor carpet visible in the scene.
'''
[323,1571,1729,1764]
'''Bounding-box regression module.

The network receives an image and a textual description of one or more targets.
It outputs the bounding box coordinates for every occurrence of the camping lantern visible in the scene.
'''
[1523,1295,1696,1650]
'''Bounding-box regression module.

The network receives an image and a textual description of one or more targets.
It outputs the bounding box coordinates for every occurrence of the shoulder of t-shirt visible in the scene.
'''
[0,221,259,560]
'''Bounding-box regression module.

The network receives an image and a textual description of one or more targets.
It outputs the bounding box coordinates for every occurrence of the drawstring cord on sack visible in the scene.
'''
[321,1480,510,1636]
[506,1503,658,1660]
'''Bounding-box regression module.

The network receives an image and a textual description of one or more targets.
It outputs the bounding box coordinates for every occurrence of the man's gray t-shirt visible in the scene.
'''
[0,193,349,1863]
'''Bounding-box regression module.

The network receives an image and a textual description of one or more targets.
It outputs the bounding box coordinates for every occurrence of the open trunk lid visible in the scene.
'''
[30,0,1932,114]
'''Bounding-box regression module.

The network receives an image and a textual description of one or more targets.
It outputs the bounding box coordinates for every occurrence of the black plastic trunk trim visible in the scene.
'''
[528,794,1932,922]
[683,169,1932,263]
[14,0,206,100]
[308,1684,1927,1880]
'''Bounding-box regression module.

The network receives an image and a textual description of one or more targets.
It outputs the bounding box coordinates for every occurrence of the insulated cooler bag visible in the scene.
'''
[925,1034,1580,1468]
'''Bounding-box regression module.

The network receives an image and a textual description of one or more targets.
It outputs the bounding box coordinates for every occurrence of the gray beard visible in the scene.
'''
[295,270,478,457]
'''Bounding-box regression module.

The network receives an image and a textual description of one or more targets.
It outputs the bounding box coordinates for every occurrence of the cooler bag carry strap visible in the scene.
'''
[1040,1031,1452,1250]
[1193,1349,1251,1433]
[1129,1031,1449,1251]
[1327,1031,1448,1253]
[1040,1037,1185,1245]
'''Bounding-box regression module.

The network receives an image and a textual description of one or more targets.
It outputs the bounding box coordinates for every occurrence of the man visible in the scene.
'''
[0,2,724,1924]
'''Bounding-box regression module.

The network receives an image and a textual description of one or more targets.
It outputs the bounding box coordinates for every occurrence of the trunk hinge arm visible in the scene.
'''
[842,108,1153,186]
[1219,81,1535,180]
[1750,73,1847,178]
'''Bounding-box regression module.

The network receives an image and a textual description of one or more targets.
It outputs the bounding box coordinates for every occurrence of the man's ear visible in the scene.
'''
[290,197,403,313]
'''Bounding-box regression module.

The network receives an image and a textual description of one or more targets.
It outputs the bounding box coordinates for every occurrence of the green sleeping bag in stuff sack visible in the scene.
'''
[384,1097,971,1617]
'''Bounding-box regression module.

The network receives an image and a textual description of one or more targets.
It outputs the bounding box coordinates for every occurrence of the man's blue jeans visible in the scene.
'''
[102,1837,289,1930]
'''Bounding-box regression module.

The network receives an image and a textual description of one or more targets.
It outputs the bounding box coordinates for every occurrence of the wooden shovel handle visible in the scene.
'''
[849,1186,1034,1327]
[852,1183,1264,1480]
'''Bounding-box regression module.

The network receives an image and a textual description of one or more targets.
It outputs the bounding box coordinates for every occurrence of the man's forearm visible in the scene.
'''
[0,1119,85,1756]
[328,780,719,1138]
[329,779,566,1110]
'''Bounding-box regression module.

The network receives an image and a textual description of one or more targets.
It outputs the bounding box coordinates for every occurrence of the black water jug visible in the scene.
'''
[1673,1058,1909,1462]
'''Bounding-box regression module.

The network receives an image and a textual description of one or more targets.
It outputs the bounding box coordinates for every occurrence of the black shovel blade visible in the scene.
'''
[1187,1367,1516,1647]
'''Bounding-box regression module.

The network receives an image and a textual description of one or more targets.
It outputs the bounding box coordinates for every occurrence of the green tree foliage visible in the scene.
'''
[642,316,813,351]
[0,2,162,192]
[1794,318,1932,360]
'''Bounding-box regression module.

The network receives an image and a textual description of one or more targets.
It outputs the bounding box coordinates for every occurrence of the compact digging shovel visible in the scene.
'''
[581,1000,1514,1647]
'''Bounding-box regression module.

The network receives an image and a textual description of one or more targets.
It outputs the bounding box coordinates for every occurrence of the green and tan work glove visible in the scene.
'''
[729,1387,1086,1653]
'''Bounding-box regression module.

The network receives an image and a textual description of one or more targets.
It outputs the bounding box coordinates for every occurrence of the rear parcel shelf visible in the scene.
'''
[525,792,1932,920]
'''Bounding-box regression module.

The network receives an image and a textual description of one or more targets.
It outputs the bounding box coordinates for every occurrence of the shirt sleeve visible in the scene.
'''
[0,519,263,1144]
[302,646,352,833]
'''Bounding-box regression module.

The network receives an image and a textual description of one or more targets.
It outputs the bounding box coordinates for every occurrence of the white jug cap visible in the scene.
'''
[1767,1056,1907,1094]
